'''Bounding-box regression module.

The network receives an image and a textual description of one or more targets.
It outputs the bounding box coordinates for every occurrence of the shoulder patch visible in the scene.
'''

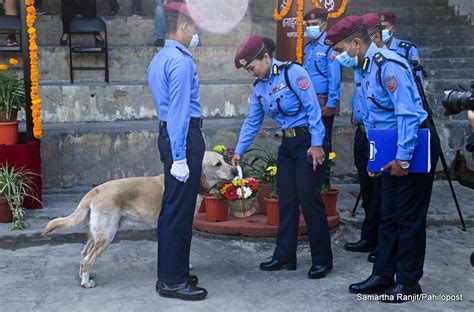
[296,75,309,90]
[176,46,192,58]
[385,75,398,93]
[398,41,414,49]
[373,52,387,67]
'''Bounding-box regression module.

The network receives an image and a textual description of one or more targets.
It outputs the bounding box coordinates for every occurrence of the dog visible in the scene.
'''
[42,151,237,288]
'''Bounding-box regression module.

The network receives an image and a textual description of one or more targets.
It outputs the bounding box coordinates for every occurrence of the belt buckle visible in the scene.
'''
[286,128,296,137]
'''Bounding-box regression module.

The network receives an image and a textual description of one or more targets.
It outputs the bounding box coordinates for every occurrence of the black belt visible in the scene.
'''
[282,126,310,138]
[159,117,203,129]
[356,124,366,133]
[420,120,430,129]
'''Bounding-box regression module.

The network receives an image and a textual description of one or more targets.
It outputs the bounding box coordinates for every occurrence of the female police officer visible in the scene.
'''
[231,36,333,279]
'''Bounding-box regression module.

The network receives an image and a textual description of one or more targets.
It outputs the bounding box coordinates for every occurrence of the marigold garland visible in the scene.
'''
[295,0,305,63]
[311,0,348,19]
[273,0,293,21]
[25,1,42,139]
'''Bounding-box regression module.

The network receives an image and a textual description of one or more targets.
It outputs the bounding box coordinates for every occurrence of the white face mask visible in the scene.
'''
[184,24,199,49]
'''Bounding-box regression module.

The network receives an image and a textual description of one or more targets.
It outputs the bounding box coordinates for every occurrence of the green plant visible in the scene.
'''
[212,145,235,165]
[0,164,40,230]
[0,60,25,121]
[322,152,337,192]
[243,143,278,184]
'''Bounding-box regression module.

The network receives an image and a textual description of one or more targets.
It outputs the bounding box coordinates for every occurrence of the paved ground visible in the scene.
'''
[0,182,473,311]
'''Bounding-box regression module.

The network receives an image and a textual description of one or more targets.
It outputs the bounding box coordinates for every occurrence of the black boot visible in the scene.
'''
[308,263,333,279]
[344,240,375,252]
[156,281,207,301]
[349,275,395,294]
[259,259,296,271]
[379,283,422,303]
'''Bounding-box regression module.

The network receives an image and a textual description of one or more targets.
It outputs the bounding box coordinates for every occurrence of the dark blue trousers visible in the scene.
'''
[273,134,333,265]
[354,127,381,246]
[157,127,205,285]
[372,124,441,285]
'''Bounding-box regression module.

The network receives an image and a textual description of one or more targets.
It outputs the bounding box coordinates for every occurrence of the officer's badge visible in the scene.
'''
[272,82,286,94]
[385,75,398,93]
[330,51,337,61]
[380,14,386,22]
[239,59,247,66]
[297,76,309,90]
[324,39,333,46]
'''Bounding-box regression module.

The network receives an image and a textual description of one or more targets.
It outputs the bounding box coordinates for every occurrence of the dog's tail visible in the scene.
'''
[41,189,96,236]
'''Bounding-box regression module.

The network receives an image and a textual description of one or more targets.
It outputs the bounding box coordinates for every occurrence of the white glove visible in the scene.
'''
[171,159,190,183]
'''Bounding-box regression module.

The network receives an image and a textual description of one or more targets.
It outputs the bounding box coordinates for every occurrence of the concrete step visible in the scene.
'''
[37,46,249,83]
[35,80,356,123]
[402,36,472,46]
[350,0,448,6]
[397,25,474,37]
[419,46,474,58]
[27,116,466,189]
[35,15,275,47]
[347,6,455,17]
[422,58,474,70]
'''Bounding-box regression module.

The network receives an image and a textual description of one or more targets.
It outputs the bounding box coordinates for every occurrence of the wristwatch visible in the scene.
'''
[396,160,411,170]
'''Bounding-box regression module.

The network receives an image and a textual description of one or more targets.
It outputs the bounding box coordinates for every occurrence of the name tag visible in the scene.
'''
[316,52,327,57]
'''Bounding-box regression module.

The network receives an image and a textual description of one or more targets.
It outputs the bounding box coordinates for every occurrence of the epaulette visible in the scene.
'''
[176,46,192,58]
[398,40,415,49]
[373,52,388,67]
[271,61,294,76]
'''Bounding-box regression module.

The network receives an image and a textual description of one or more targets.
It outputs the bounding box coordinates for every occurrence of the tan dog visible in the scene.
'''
[42,151,236,288]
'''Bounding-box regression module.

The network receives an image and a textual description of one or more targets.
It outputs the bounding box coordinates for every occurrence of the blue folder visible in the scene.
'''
[367,129,431,173]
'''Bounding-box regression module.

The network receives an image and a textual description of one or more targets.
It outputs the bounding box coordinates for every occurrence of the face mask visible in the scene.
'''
[382,28,393,43]
[184,24,199,49]
[336,40,359,68]
[306,25,322,40]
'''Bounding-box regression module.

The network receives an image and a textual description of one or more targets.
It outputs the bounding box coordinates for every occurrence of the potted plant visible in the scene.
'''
[321,152,339,217]
[0,163,39,230]
[0,58,24,145]
[242,144,278,214]
[219,176,259,218]
[264,188,280,226]
[203,191,229,222]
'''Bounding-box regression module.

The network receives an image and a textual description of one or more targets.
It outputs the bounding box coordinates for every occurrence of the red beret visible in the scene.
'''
[234,35,266,69]
[304,8,328,21]
[325,16,364,46]
[361,12,381,30]
[165,3,205,23]
[379,12,397,23]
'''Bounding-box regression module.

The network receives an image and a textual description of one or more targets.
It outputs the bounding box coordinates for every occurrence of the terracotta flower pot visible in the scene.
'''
[264,197,280,226]
[204,195,229,222]
[0,197,13,223]
[0,120,19,145]
[321,189,340,217]
[256,184,274,215]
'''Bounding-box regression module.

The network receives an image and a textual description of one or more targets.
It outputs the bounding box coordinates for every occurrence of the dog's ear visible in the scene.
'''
[200,169,210,190]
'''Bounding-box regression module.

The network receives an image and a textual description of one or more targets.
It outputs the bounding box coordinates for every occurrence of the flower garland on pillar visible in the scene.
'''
[295,0,304,63]
[25,0,42,139]
[311,0,348,19]
[273,0,293,21]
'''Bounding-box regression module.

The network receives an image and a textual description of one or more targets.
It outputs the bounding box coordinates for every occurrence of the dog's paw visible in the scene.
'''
[81,279,96,288]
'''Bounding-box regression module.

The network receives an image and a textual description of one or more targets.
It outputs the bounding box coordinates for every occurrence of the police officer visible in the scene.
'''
[147,2,207,301]
[344,13,384,263]
[379,12,424,82]
[302,8,341,152]
[326,16,441,302]
[232,36,333,279]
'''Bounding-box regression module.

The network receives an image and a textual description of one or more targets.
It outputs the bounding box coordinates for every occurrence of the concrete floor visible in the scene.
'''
[0,182,473,311]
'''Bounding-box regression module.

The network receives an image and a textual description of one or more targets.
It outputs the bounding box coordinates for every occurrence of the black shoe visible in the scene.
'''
[59,33,68,46]
[349,275,395,294]
[259,259,296,271]
[379,283,422,303]
[344,240,375,253]
[367,252,376,263]
[156,281,207,301]
[308,263,333,279]
[188,275,198,287]
[154,39,165,47]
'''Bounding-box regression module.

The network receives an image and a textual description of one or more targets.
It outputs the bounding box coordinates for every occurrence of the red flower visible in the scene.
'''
[247,178,259,191]
[225,185,238,200]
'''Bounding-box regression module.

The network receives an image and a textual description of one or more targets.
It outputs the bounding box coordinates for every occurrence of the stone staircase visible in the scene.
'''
[13,0,473,189]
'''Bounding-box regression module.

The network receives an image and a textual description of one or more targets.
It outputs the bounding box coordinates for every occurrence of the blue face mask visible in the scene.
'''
[382,28,393,43]
[336,41,358,68]
[306,25,322,40]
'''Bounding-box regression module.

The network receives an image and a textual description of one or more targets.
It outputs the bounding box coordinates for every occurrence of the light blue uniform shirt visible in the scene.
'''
[148,39,202,161]
[360,43,428,161]
[303,32,341,109]
[352,68,365,125]
[235,59,326,155]
[388,37,423,82]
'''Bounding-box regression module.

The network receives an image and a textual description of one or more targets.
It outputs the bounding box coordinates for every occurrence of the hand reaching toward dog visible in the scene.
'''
[171,159,190,183]
[231,153,242,167]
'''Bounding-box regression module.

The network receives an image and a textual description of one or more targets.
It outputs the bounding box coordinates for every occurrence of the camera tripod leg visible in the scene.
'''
[351,192,362,217]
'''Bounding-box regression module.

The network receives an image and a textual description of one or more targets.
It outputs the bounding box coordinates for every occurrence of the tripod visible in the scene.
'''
[412,61,467,231]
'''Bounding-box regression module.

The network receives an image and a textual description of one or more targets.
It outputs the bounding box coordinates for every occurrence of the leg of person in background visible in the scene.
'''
[108,0,120,15]
[132,0,143,16]
[60,0,77,46]
[154,3,167,47]
[4,0,18,46]
[77,0,104,46]
[344,126,381,261]
[34,0,47,15]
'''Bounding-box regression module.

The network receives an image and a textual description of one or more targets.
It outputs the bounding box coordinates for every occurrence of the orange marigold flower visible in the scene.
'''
[9,58,19,66]
[0,64,8,70]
